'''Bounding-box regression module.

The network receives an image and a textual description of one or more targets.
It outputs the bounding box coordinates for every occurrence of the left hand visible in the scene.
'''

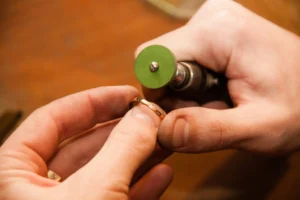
[0,86,172,200]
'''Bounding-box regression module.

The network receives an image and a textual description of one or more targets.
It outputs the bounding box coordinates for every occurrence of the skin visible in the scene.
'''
[2,0,300,199]
[0,86,173,200]
[137,0,300,155]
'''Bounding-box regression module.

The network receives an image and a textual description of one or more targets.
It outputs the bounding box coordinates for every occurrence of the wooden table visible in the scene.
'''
[0,0,299,199]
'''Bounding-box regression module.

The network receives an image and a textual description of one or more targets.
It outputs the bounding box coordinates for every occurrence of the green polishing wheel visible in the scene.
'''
[135,45,177,89]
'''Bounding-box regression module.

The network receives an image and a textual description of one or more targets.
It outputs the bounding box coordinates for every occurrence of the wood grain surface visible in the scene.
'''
[0,0,300,199]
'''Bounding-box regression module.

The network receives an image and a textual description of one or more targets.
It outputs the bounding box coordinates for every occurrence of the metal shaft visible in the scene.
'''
[169,63,189,89]
[169,62,218,91]
[164,61,232,106]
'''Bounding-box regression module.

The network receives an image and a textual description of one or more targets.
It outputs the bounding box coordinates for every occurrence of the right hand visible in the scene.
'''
[136,0,300,155]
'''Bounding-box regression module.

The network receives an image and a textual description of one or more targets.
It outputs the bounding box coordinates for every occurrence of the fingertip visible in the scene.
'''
[149,164,174,192]
[129,164,173,200]
[130,104,161,129]
[154,163,174,183]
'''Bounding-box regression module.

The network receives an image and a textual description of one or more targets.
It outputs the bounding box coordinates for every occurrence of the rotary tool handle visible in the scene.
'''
[172,62,233,107]
[196,64,233,107]
[205,68,233,107]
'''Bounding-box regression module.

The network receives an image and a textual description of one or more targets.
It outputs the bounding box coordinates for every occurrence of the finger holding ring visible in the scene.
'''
[130,97,166,120]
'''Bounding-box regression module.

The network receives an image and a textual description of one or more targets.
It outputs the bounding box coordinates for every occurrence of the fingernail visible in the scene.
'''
[131,105,159,127]
[172,118,189,148]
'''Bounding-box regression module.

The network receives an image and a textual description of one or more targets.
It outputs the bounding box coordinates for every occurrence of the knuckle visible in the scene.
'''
[31,106,44,117]
[202,0,237,11]
[208,119,232,150]
[230,17,249,42]
[191,7,249,49]
[201,1,249,39]
[31,102,58,120]
[199,0,241,21]
[214,10,247,38]
[190,0,252,45]
[209,119,225,148]
[30,106,52,125]
[102,184,128,199]
[30,105,63,137]
[186,117,226,152]
[120,85,139,94]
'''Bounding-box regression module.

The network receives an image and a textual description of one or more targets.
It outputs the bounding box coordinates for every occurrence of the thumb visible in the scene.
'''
[158,107,250,152]
[67,103,162,198]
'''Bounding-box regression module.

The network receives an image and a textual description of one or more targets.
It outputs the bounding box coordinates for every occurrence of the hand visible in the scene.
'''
[0,86,172,200]
[136,0,300,155]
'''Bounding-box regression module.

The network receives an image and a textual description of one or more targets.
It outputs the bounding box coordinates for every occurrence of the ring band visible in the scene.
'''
[47,170,62,182]
[130,97,166,120]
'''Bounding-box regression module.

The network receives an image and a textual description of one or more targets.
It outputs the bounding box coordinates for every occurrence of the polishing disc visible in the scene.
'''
[135,45,177,89]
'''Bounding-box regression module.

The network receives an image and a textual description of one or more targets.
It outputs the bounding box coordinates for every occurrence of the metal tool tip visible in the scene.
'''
[149,61,159,72]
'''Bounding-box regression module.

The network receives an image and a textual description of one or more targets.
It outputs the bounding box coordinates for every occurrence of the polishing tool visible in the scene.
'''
[135,45,232,105]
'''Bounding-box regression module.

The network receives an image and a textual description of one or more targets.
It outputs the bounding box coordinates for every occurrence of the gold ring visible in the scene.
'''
[130,97,166,120]
[47,170,62,182]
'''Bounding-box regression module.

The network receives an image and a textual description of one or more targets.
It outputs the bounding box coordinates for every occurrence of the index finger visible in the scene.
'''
[135,0,251,73]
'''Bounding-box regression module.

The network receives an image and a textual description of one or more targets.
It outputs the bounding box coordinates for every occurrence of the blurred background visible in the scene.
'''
[0,0,300,199]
